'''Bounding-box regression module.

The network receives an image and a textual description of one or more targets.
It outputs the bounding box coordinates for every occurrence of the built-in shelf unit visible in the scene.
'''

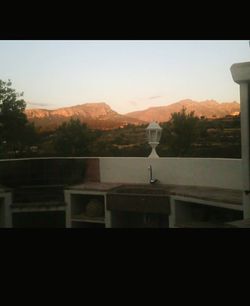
[64,183,120,228]
[169,195,243,228]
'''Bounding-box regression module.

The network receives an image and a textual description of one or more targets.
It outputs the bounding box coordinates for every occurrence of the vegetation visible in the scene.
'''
[160,108,199,156]
[0,79,37,158]
[53,118,95,156]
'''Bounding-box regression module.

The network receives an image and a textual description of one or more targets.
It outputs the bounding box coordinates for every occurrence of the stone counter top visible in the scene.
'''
[107,183,242,206]
[66,182,243,206]
[65,182,123,192]
[167,185,242,206]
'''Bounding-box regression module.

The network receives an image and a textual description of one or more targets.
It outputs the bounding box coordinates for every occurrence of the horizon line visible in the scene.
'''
[25,98,240,114]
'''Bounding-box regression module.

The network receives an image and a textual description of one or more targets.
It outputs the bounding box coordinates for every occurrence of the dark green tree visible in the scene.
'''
[0,79,37,157]
[53,118,92,156]
[161,107,199,156]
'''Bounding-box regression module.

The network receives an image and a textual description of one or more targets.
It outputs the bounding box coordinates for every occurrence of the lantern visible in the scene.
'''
[146,121,162,158]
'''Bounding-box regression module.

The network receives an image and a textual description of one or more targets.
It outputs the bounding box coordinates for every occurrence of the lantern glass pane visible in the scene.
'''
[146,129,150,142]
[157,129,162,142]
[151,130,157,142]
[152,131,156,142]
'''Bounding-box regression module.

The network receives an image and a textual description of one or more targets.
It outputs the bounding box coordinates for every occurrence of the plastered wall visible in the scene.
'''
[99,157,242,190]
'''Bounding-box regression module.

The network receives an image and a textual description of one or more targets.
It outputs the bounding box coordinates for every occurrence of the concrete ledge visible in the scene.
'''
[231,62,250,83]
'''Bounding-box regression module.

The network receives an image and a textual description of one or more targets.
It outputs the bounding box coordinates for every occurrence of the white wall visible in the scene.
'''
[0,157,242,190]
[99,157,242,190]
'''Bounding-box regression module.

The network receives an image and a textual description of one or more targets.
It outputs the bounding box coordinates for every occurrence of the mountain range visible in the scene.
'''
[126,99,240,122]
[25,99,240,131]
[25,102,145,131]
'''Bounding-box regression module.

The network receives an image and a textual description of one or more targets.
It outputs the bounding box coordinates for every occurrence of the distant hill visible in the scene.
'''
[26,100,240,131]
[25,102,146,131]
[126,99,240,122]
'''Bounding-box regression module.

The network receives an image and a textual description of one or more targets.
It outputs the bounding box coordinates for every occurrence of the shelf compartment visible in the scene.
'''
[71,220,105,228]
[71,213,105,224]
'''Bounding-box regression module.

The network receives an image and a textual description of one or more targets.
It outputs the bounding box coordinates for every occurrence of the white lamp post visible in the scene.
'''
[146,121,162,158]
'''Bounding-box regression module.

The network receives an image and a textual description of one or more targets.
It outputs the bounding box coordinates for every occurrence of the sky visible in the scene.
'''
[0,40,249,114]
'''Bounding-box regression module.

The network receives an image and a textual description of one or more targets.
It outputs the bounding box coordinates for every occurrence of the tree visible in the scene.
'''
[0,79,37,156]
[161,107,199,156]
[53,119,92,156]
